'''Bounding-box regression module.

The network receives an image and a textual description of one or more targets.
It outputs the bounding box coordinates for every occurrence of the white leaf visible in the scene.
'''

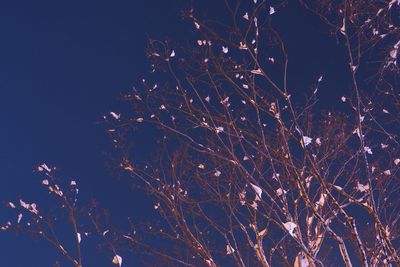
[205,96,210,102]
[221,96,229,105]
[103,230,109,236]
[77,232,81,243]
[382,109,390,114]
[215,126,224,133]
[394,159,400,165]
[8,202,16,209]
[340,18,346,35]
[302,136,312,147]
[272,173,280,180]
[110,112,121,120]
[315,137,322,146]
[383,170,391,176]
[20,199,29,209]
[226,244,235,255]
[356,182,369,192]
[353,128,362,139]
[341,96,346,102]
[333,185,343,191]
[269,6,275,15]
[316,193,327,208]
[276,188,287,196]
[123,235,133,241]
[258,228,267,237]
[305,175,313,188]
[136,117,144,122]
[283,221,297,236]
[17,213,22,224]
[222,46,229,54]
[194,21,200,29]
[250,69,262,75]
[364,146,373,155]
[294,252,310,267]
[250,183,262,199]
[38,163,51,172]
[243,12,249,20]
[198,164,205,169]
[170,50,175,57]
[112,255,122,266]
[390,48,398,59]
[214,170,221,177]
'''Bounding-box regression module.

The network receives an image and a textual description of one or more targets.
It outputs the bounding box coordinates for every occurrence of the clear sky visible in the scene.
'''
[0,1,182,265]
[0,1,350,266]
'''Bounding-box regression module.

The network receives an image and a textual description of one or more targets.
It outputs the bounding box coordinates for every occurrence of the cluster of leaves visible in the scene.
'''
[2,0,400,266]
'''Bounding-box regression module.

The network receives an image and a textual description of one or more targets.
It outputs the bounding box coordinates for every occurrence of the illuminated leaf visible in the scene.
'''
[283,221,297,236]
[269,7,275,15]
[356,182,369,192]
[383,170,391,176]
[364,146,373,155]
[38,163,51,172]
[315,138,322,146]
[110,112,121,120]
[340,18,346,35]
[215,126,224,133]
[112,255,122,266]
[250,69,262,75]
[276,188,287,196]
[250,183,262,199]
[226,244,235,255]
[302,136,312,147]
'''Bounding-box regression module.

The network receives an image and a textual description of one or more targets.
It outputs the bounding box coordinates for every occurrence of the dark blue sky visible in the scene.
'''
[0,1,350,266]
[0,1,183,266]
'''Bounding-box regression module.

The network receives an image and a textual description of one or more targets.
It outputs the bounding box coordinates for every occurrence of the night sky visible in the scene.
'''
[0,1,351,266]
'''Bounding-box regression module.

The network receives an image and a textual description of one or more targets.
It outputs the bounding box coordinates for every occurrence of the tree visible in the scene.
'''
[2,0,400,266]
